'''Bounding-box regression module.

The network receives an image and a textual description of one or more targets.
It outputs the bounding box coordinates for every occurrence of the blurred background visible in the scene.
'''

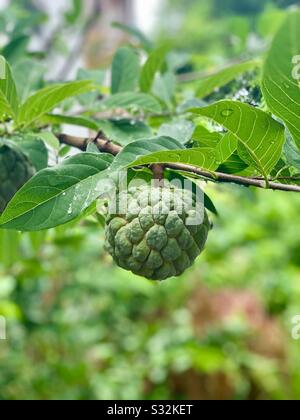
[1,0,300,400]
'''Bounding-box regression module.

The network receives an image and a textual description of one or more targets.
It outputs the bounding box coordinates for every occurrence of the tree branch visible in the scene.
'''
[55,0,101,81]
[57,133,300,193]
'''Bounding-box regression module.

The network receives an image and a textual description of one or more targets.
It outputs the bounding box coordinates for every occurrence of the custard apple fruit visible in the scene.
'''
[0,141,35,213]
[105,184,210,281]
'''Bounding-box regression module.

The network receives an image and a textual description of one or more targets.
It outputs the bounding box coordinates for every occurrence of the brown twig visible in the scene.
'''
[57,133,300,193]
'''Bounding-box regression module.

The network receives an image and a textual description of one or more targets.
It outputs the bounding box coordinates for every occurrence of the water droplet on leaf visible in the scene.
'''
[221,109,234,117]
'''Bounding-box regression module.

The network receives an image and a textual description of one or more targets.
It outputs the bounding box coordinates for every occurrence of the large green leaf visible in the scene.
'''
[111,136,217,171]
[17,80,95,128]
[111,47,140,94]
[196,60,259,99]
[215,132,238,163]
[0,55,19,120]
[140,47,168,93]
[100,92,162,114]
[262,10,300,149]
[0,153,113,231]
[111,22,153,50]
[152,72,176,108]
[190,100,285,176]
[41,113,99,131]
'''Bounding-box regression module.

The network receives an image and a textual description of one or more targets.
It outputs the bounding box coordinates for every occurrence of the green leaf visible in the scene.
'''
[111,136,217,171]
[111,136,184,170]
[100,92,162,114]
[262,10,300,149]
[2,35,30,64]
[0,153,114,231]
[197,60,259,99]
[111,22,153,50]
[215,132,238,163]
[218,153,249,174]
[96,119,152,145]
[284,130,300,170]
[152,72,176,108]
[140,47,168,93]
[17,80,95,128]
[111,47,140,94]
[18,137,48,171]
[65,0,82,24]
[158,120,195,144]
[0,55,19,119]
[12,59,45,102]
[128,148,217,171]
[86,143,100,154]
[77,68,105,106]
[190,100,285,176]
[167,170,218,216]
[41,113,99,131]
[193,126,222,148]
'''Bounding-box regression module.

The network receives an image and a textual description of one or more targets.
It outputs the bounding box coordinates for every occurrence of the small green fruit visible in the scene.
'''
[105,185,210,281]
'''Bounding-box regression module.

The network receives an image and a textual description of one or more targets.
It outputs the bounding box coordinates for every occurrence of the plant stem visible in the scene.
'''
[57,133,300,193]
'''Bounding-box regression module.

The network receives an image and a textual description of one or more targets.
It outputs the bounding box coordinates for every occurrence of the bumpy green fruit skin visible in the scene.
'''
[105,185,210,281]
[0,142,35,213]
